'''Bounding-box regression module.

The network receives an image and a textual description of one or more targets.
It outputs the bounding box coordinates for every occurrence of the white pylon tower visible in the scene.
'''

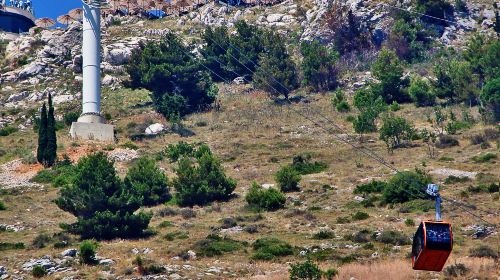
[70,0,114,141]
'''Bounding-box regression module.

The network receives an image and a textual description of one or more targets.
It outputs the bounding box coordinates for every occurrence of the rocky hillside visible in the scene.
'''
[0,0,499,279]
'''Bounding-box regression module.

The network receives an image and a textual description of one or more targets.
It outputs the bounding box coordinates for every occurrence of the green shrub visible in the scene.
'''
[290,154,327,175]
[409,77,435,107]
[312,231,335,240]
[323,268,338,279]
[194,234,243,257]
[472,153,497,163]
[399,199,435,213]
[375,230,410,245]
[480,78,500,122]
[383,171,431,203]
[79,240,97,264]
[0,201,5,210]
[246,182,286,211]
[0,242,25,251]
[389,101,401,111]
[164,231,189,241]
[31,169,57,184]
[164,142,196,162]
[404,218,415,226]
[352,211,369,221]
[276,165,301,192]
[371,49,408,103]
[469,245,498,259]
[379,115,415,151]
[0,126,18,136]
[133,255,166,275]
[252,238,294,260]
[32,233,52,249]
[443,263,469,277]
[289,259,322,280]
[331,89,347,110]
[63,111,80,126]
[415,0,452,24]
[354,180,387,194]
[336,101,351,112]
[436,135,460,148]
[345,229,371,243]
[124,157,171,206]
[127,33,217,119]
[444,176,470,184]
[336,216,350,224]
[158,221,174,228]
[173,147,236,207]
[352,88,388,133]
[32,265,47,278]
[300,40,339,91]
[55,152,152,240]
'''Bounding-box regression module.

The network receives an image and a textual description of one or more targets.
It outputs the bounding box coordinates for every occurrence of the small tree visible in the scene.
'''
[227,21,265,79]
[409,76,435,107]
[127,33,217,120]
[55,152,152,240]
[352,88,387,133]
[79,240,97,265]
[201,26,233,81]
[300,40,339,91]
[289,259,323,280]
[253,31,298,99]
[379,115,415,152]
[124,157,171,206]
[415,0,452,24]
[45,93,57,167]
[36,103,48,165]
[480,78,500,122]
[173,147,236,207]
[275,165,301,192]
[371,49,408,103]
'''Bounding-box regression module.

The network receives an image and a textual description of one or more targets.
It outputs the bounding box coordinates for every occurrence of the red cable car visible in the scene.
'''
[411,184,453,271]
[411,221,453,271]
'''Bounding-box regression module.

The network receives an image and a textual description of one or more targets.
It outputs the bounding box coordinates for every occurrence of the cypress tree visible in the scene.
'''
[45,94,57,167]
[36,103,48,165]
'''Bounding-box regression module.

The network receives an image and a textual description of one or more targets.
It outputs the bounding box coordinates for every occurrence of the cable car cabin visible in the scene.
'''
[412,221,453,271]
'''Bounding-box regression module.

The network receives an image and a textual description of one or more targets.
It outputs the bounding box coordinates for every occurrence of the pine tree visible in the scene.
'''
[45,94,57,167]
[36,103,48,165]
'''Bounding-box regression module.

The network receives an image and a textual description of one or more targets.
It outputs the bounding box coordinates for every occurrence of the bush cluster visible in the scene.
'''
[172,145,236,206]
[194,234,244,257]
[379,115,415,151]
[246,182,286,211]
[252,238,294,260]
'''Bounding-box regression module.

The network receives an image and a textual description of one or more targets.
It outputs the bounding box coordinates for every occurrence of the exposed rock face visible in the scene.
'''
[103,37,145,66]
[108,148,139,162]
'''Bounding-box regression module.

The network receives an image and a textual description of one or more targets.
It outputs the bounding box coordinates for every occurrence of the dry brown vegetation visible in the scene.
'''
[1,83,499,279]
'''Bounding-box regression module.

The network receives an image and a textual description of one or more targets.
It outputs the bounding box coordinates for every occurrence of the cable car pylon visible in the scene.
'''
[411,184,453,271]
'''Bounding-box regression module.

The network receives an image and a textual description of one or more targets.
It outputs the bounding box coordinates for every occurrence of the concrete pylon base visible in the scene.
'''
[70,122,115,142]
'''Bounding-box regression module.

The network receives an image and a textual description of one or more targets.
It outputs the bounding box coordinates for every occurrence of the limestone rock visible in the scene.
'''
[145,123,165,135]
[6,91,29,103]
[267,13,284,23]
[61,249,78,257]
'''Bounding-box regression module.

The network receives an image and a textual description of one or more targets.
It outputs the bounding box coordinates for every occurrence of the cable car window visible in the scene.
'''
[425,223,452,250]
[412,223,424,258]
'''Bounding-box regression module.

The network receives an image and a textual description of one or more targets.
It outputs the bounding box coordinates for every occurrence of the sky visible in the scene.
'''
[33,0,81,20]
